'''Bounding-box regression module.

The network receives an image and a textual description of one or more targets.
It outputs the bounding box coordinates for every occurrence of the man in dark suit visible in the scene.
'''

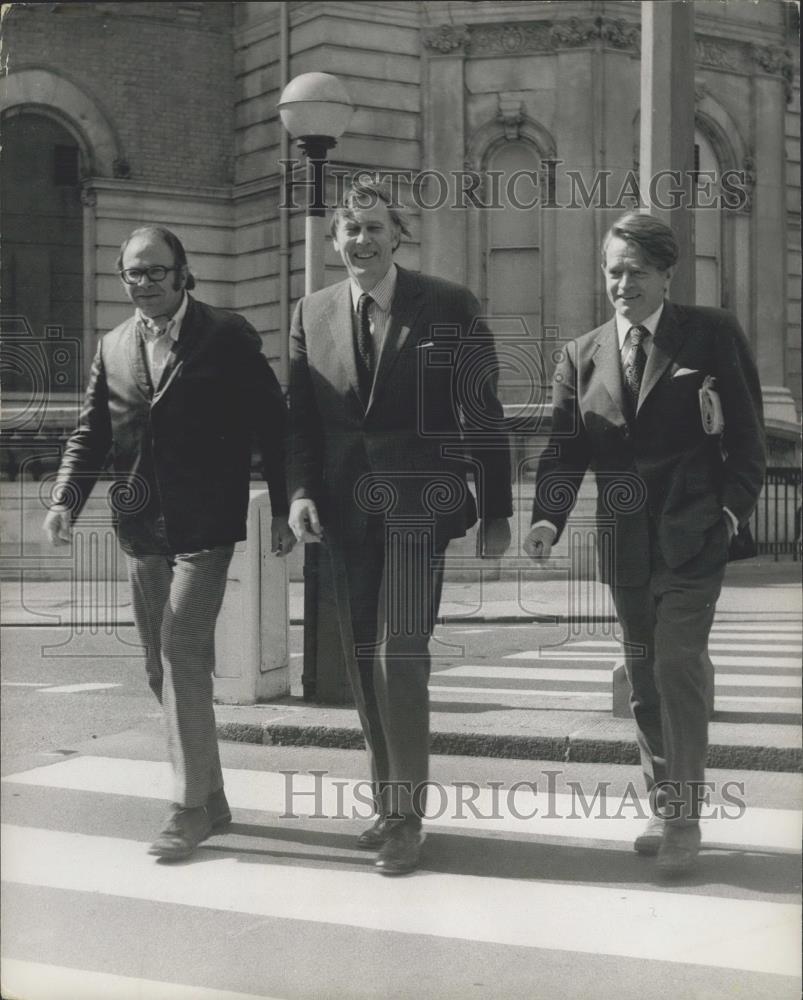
[525,212,765,876]
[288,181,512,875]
[43,225,295,859]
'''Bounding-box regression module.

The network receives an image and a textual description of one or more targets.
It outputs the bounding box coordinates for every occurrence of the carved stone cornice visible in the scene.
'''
[750,44,795,101]
[470,21,553,55]
[695,36,745,72]
[422,18,797,103]
[697,35,796,100]
[549,16,640,51]
[423,16,641,57]
[422,24,470,54]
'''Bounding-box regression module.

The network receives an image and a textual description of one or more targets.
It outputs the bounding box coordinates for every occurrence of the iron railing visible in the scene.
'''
[750,466,802,560]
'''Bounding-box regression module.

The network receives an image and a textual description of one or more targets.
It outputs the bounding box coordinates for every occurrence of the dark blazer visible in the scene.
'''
[531,302,766,586]
[288,266,512,548]
[56,295,288,554]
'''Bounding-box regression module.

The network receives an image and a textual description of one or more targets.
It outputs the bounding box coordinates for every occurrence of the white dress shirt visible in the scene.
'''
[349,263,398,347]
[136,292,187,386]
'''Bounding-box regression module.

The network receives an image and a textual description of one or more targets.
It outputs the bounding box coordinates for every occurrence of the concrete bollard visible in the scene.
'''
[213,489,289,704]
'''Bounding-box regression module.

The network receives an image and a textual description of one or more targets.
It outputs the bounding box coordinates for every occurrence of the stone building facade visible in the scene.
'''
[1,1,799,572]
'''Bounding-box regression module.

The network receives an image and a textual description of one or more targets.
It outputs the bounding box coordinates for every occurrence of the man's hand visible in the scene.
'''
[288,498,323,544]
[271,516,297,557]
[477,517,511,559]
[723,508,737,543]
[43,508,72,547]
[523,523,557,560]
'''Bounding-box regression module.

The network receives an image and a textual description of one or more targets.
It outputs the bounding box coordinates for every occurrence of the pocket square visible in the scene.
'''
[673,367,700,378]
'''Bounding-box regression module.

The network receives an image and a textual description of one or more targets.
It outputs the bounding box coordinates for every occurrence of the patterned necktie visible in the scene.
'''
[623,325,647,409]
[355,292,374,403]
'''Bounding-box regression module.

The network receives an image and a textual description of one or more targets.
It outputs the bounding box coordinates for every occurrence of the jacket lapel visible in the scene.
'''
[153,296,200,400]
[590,319,628,423]
[638,301,688,414]
[368,267,424,412]
[323,281,362,402]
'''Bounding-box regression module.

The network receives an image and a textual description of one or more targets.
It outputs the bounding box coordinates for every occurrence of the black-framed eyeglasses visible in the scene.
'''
[119,266,178,285]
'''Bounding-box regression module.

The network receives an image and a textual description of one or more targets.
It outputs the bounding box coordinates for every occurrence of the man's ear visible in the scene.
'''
[664,264,676,288]
[174,266,189,291]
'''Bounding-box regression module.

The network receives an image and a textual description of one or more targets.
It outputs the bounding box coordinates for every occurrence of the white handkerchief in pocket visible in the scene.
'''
[673,367,700,378]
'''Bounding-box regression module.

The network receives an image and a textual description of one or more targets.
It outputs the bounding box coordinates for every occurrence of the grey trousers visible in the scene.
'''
[127,545,234,808]
[330,525,446,828]
[612,519,729,825]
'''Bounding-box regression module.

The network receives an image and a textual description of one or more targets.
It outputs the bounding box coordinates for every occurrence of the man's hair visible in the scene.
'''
[116,225,196,290]
[601,212,679,271]
[329,180,411,246]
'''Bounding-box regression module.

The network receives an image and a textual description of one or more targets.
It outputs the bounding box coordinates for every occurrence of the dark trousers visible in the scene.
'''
[126,545,234,808]
[612,519,729,825]
[329,524,446,828]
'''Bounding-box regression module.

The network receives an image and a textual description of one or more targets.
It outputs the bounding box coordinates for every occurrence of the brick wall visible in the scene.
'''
[2,2,234,188]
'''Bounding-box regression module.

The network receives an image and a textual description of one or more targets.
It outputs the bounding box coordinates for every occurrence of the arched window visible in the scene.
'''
[1,111,85,394]
[694,129,722,308]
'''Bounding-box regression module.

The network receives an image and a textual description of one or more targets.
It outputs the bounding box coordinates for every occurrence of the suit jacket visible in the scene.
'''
[56,295,288,554]
[288,266,512,548]
[531,302,766,586]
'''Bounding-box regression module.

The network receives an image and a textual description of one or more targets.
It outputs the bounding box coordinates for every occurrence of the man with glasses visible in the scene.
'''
[44,225,295,859]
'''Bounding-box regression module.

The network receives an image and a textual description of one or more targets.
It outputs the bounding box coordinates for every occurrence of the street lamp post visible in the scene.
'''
[279,72,352,295]
[278,72,353,702]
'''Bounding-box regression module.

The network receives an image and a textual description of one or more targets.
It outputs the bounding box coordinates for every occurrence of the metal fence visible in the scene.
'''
[750,466,802,560]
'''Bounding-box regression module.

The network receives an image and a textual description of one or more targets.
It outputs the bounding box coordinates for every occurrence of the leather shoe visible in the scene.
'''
[656,824,701,877]
[206,788,232,831]
[634,813,665,856]
[375,825,424,876]
[148,805,212,860]
[356,816,395,850]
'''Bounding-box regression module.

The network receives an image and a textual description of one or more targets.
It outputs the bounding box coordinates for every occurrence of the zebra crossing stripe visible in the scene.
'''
[2,823,798,977]
[0,959,281,1000]
[37,683,123,694]
[429,687,801,709]
[505,652,802,670]
[452,665,801,687]
[568,640,801,652]
[3,757,801,851]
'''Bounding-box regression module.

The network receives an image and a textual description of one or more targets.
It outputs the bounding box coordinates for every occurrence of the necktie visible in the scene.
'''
[149,322,173,386]
[355,292,374,403]
[623,325,647,410]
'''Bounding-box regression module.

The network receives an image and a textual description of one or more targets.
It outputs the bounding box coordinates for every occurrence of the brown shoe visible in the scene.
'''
[634,814,665,856]
[356,816,396,850]
[656,824,701,877]
[148,806,212,860]
[206,788,232,831]
[375,825,424,876]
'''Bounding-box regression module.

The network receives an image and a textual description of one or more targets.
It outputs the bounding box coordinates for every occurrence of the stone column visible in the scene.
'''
[751,59,788,386]
[552,42,598,335]
[421,25,469,284]
[640,1,696,305]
